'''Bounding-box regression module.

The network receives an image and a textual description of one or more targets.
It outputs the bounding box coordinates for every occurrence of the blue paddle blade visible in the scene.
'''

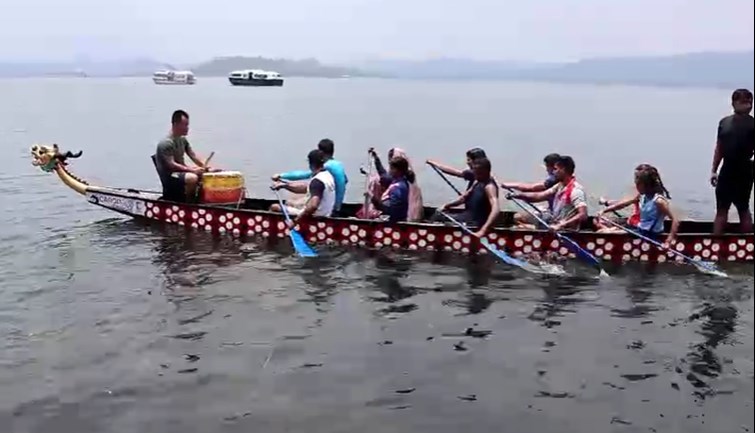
[480,239,564,275]
[289,229,318,257]
[693,261,728,278]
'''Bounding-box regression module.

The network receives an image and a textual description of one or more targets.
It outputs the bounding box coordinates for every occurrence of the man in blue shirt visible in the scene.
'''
[272,138,348,215]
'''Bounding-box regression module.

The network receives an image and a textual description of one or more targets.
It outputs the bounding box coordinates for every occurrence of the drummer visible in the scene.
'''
[153,110,218,201]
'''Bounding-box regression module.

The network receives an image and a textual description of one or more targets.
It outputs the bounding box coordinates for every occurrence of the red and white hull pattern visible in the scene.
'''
[85,188,755,264]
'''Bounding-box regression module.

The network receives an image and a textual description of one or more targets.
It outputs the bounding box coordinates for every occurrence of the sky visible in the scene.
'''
[1,0,753,64]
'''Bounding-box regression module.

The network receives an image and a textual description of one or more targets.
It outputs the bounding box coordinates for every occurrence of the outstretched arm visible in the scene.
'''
[277,169,313,181]
[426,160,465,178]
[599,194,639,215]
[509,186,555,204]
[500,181,548,193]
[275,181,308,194]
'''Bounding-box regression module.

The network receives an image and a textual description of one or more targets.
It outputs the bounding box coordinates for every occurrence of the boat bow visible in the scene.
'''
[30,144,91,195]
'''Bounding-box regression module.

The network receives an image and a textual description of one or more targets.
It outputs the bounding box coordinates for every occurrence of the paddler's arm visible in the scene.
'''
[185,142,206,169]
[550,188,588,231]
[426,160,465,178]
[293,179,324,224]
[275,169,312,181]
[441,187,471,210]
[275,181,308,195]
[499,181,547,192]
[507,185,555,204]
[710,118,727,187]
[157,142,202,174]
[656,197,679,248]
[373,153,387,177]
[474,184,500,238]
[597,195,638,216]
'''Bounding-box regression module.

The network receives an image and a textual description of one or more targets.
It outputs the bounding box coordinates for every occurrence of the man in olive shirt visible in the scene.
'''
[153,110,214,201]
[710,89,754,235]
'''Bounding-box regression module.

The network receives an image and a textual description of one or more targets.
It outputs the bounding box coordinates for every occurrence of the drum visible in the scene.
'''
[200,171,245,204]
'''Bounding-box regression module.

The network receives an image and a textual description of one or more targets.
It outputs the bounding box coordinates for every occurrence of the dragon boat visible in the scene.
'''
[31,144,754,265]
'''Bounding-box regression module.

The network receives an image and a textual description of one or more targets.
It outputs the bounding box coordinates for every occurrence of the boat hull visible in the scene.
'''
[84,188,755,265]
[228,77,283,86]
[153,79,196,85]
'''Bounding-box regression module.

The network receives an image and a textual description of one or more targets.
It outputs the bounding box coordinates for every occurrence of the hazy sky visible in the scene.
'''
[2,0,753,64]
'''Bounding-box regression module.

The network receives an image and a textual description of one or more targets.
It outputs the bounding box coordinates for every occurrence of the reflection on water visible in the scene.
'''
[2,215,753,433]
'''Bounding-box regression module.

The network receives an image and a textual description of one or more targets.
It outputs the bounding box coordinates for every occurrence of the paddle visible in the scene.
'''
[597,216,727,277]
[428,163,463,196]
[427,162,558,274]
[505,190,610,278]
[363,151,374,214]
[271,186,318,258]
[438,211,554,274]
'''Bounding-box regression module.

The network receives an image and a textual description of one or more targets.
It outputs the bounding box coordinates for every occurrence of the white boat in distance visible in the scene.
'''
[228,69,284,86]
[152,70,196,85]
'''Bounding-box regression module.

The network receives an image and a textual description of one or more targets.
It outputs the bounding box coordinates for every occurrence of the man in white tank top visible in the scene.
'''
[271,149,336,223]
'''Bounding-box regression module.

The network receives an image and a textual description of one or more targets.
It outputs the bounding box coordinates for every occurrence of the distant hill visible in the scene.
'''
[1,51,752,88]
[0,58,173,78]
[510,51,755,89]
[192,56,365,78]
[361,51,754,88]
[358,58,546,80]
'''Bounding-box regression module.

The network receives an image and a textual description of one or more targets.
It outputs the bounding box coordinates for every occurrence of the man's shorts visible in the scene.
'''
[716,167,754,213]
[164,172,187,201]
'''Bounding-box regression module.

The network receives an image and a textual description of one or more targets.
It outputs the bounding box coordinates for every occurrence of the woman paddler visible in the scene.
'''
[358,147,424,222]
[594,163,671,231]
[597,165,679,248]
[361,154,419,222]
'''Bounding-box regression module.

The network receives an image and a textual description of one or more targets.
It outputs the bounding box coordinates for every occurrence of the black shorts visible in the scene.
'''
[163,172,187,201]
[716,167,754,212]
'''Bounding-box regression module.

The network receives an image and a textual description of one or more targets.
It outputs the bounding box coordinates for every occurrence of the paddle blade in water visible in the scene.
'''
[289,229,318,258]
[481,239,564,275]
[694,261,728,278]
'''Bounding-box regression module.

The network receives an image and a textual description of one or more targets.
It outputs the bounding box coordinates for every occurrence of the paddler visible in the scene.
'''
[364,155,412,222]
[272,139,348,216]
[594,163,670,230]
[507,155,588,231]
[710,88,754,235]
[359,147,424,221]
[153,110,218,202]
[597,166,679,248]
[270,149,336,225]
[500,153,560,225]
[426,147,487,191]
[436,157,500,238]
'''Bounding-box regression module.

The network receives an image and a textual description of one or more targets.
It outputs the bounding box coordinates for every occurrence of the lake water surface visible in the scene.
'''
[0,77,752,433]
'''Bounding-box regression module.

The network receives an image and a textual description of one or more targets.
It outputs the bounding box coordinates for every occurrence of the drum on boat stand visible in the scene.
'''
[197,171,246,205]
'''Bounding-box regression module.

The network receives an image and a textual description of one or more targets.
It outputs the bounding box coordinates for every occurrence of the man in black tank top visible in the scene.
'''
[710,88,754,235]
[439,157,500,238]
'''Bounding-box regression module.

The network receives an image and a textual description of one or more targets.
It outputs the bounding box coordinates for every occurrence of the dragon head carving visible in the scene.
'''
[31,144,82,172]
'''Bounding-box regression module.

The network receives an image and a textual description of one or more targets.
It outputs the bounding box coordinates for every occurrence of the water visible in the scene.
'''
[1,77,753,433]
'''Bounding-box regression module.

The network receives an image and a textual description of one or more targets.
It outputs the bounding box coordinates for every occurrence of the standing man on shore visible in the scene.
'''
[710,89,754,235]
